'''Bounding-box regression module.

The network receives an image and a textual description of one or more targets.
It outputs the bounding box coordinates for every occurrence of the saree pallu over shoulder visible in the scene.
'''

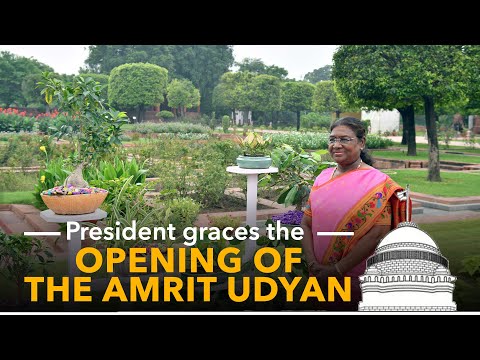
[307,168,408,270]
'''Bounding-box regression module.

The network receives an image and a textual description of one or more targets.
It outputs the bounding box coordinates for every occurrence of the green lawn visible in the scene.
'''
[389,141,480,153]
[383,169,480,197]
[418,219,480,311]
[372,149,480,163]
[419,219,480,273]
[0,191,36,205]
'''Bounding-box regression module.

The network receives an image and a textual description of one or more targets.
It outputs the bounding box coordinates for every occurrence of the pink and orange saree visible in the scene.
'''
[304,167,411,278]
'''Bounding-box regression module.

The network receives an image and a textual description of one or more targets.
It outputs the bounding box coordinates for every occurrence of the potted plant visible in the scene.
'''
[37,72,129,215]
[258,144,335,225]
[234,131,273,169]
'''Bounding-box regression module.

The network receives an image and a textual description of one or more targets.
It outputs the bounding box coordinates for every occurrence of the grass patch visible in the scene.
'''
[418,219,480,273]
[372,149,480,163]
[418,219,480,311]
[382,169,480,197]
[0,171,38,192]
[0,191,36,205]
[389,141,480,154]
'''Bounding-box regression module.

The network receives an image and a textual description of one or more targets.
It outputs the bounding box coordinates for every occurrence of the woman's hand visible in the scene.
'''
[309,262,341,287]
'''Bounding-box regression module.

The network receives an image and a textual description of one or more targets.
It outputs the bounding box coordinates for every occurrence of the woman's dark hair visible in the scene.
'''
[330,116,374,166]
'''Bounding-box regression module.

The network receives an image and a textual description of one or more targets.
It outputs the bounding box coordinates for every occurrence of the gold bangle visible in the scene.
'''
[334,263,343,276]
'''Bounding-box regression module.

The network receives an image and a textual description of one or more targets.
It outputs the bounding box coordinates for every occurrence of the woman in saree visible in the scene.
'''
[301,117,411,310]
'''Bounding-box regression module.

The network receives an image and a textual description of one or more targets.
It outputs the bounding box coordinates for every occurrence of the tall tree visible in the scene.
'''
[212,72,244,124]
[235,58,288,79]
[21,73,45,108]
[84,45,175,74]
[85,45,234,115]
[333,45,469,182]
[281,81,315,131]
[212,71,256,125]
[250,74,282,120]
[171,45,234,114]
[0,51,53,107]
[312,80,344,120]
[303,65,332,83]
[332,46,420,156]
[108,63,168,122]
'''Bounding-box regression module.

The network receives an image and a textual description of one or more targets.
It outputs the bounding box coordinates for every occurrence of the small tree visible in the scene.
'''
[166,79,201,117]
[222,115,231,133]
[39,72,129,166]
[108,63,168,122]
[312,80,343,120]
[281,81,315,131]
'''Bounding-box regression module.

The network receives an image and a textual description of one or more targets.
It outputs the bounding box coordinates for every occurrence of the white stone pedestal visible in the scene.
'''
[40,209,107,307]
[226,166,278,262]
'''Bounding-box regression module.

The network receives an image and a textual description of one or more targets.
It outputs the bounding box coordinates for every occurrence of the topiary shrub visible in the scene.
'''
[222,115,231,133]
[156,110,174,121]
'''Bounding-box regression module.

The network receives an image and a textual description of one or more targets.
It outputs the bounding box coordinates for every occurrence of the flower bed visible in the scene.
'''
[271,210,304,226]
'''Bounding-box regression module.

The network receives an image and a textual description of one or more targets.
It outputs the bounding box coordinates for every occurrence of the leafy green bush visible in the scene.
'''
[156,110,174,120]
[0,232,54,305]
[269,132,392,150]
[222,115,231,133]
[259,144,334,210]
[0,108,35,133]
[86,156,148,185]
[300,112,331,130]
[0,172,38,192]
[193,161,230,208]
[361,119,371,134]
[151,197,201,239]
[130,122,211,135]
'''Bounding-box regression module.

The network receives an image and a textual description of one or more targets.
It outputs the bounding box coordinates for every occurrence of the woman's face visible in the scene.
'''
[328,125,365,166]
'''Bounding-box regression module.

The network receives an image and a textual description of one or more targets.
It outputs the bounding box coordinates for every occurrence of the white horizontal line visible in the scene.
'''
[24,232,61,236]
[316,232,354,236]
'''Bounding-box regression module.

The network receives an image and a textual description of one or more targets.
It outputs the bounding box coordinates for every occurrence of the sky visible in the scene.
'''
[0,45,337,80]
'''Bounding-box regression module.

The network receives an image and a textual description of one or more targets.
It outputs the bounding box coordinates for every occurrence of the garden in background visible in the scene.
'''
[1,108,480,309]
[1,58,480,310]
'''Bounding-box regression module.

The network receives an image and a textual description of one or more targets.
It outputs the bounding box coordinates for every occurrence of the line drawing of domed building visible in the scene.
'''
[358,188,457,312]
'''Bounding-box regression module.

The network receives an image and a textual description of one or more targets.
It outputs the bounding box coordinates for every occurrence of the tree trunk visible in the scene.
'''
[296,110,301,131]
[398,105,417,156]
[138,104,145,123]
[424,95,441,182]
[400,117,407,145]
[243,110,249,126]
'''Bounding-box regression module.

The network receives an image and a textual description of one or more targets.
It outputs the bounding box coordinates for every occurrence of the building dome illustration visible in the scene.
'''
[358,222,456,311]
